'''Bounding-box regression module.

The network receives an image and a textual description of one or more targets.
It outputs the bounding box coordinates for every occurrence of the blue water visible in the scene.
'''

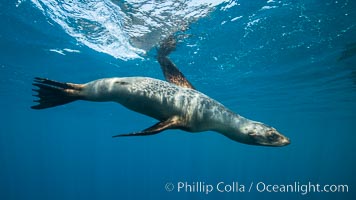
[1,0,355,199]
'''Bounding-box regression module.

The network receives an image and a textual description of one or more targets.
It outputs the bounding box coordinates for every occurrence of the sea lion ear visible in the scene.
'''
[156,36,195,89]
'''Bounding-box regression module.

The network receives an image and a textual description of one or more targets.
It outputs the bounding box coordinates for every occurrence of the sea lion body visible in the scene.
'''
[83,77,236,133]
[31,76,289,146]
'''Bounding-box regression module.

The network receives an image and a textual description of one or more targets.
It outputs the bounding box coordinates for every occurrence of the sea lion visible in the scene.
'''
[31,37,290,146]
[32,76,289,146]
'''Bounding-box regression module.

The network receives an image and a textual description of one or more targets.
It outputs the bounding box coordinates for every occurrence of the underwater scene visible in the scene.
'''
[0,0,355,199]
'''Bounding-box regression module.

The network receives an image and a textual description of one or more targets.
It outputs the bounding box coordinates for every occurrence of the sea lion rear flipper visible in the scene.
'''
[157,36,195,89]
[31,77,84,109]
[112,116,181,137]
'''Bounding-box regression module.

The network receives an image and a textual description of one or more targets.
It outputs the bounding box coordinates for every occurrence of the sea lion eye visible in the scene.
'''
[267,133,280,141]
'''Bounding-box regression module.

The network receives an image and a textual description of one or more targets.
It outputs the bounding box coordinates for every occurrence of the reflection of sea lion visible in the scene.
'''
[31,37,290,147]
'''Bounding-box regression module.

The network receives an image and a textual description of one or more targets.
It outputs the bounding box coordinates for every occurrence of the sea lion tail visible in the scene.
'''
[31,77,84,109]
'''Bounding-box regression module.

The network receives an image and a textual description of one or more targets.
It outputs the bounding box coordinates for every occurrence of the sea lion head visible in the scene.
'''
[240,122,290,147]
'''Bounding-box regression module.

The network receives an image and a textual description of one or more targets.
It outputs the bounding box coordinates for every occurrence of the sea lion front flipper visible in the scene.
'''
[157,36,195,89]
[112,116,182,137]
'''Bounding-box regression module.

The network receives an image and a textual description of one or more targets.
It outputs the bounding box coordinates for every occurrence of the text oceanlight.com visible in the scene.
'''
[164,181,349,195]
